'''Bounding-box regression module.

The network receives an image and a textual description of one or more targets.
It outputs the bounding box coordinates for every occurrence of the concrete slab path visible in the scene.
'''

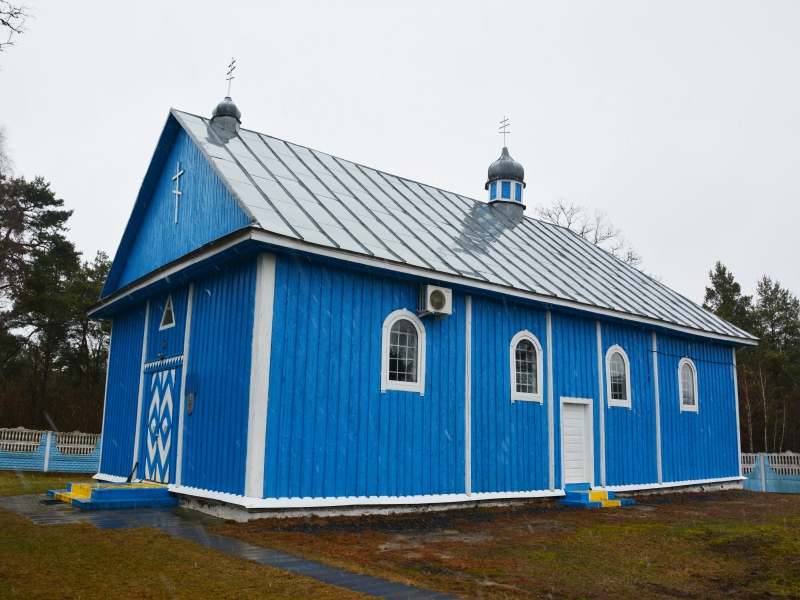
[0,494,460,600]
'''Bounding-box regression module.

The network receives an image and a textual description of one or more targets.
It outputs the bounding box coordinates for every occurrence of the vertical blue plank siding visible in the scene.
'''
[601,322,659,486]
[181,260,256,495]
[657,334,738,482]
[115,129,252,290]
[471,296,549,494]
[551,313,599,488]
[264,258,465,499]
[145,288,189,363]
[100,305,146,477]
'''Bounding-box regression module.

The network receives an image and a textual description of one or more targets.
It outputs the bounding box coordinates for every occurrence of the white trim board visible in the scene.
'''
[464,294,472,496]
[91,227,757,346]
[97,319,114,471]
[596,321,606,487]
[593,476,745,493]
[175,283,194,486]
[93,472,130,483]
[168,485,566,510]
[652,331,663,484]
[245,253,277,498]
[131,300,151,477]
[546,311,555,491]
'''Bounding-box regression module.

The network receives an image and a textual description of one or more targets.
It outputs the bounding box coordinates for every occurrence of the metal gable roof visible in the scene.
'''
[171,108,756,344]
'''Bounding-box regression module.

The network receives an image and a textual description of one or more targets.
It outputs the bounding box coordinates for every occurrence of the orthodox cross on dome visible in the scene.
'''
[226,57,236,96]
[499,116,510,147]
[172,162,184,224]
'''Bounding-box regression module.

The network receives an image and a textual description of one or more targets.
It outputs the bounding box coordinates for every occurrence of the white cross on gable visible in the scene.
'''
[172,162,185,224]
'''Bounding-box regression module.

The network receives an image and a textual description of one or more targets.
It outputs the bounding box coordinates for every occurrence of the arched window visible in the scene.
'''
[510,331,544,403]
[381,310,426,394]
[678,358,698,412]
[605,345,631,408]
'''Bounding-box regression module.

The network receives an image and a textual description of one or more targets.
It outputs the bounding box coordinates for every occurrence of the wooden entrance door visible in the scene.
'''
[142,366,181,483]
[562,402,591,484]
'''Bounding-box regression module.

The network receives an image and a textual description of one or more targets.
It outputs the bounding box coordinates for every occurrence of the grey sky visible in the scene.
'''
[1,1,797,303]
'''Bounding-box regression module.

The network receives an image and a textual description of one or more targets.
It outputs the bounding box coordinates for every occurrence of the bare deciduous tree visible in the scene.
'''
[0,1,29,53]
[534,197,643,269]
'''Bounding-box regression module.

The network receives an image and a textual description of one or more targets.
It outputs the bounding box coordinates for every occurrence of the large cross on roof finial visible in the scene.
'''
[227,58,236,96]
[499,116,510,147]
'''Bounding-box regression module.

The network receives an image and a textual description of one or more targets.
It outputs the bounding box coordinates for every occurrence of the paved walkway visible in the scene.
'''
[0,494,460,600]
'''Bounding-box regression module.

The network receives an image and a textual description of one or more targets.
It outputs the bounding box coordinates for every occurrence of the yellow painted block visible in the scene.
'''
[588,491,609,502]
[601,500,621,507]
[53,491,74,504]
[69,484,98,499]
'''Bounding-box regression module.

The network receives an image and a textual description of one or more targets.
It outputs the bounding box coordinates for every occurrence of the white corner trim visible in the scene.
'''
[168,485,566,510]
[596,321,606,487]
[380,309,426,395]
[732,348,742,477]
[175,283,194,486]
[245,253,277,499]
[546,311,554,491]
[652,331,663,484]
[509,330,544,403]
[464,295,472,496]
[678,357,699,413]
[131,300,151,476]
[605,344,632,409]
[594,476,745,493]
[93,472,130,483]
[158,294,176,330]
[97,319,114,471]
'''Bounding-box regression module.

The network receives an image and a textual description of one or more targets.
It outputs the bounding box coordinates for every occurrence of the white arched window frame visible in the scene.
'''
[510,330,544,403]
[381,309,426,395]
[678,358,699,413]
[605,345,632,409]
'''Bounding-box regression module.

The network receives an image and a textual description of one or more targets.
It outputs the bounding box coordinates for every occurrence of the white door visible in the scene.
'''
[562,402,590,484]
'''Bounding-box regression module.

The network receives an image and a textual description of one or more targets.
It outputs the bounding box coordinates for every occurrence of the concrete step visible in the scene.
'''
[47,481,178,510]
[558,484,635,509]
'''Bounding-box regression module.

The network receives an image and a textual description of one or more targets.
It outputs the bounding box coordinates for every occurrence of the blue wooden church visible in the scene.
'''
[90,97,756,515]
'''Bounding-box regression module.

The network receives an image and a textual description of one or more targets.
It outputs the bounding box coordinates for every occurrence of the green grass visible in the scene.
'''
[0,471,366,599]
[0,470,85,496]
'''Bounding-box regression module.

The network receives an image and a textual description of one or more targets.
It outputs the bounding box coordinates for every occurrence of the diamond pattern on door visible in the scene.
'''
[144,368,176,483]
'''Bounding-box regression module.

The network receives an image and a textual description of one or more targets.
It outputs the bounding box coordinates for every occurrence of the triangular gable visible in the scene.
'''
[101,113,253,297]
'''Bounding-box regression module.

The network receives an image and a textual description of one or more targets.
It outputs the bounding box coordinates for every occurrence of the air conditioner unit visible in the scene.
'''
[419,285,453,317]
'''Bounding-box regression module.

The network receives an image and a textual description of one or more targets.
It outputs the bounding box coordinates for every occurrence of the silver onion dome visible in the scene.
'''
[210,96,241,133]
[485,147,525,190]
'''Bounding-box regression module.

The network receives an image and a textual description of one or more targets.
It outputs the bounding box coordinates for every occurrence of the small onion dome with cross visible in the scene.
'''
[210,96,241,133]
[485,147,526,207]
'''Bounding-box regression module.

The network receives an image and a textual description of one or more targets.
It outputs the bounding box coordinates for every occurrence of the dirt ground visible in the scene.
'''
[213,490,800,599]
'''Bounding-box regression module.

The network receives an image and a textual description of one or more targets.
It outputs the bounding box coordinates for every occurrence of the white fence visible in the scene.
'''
[741,452,800,476]
[0,427,101,456]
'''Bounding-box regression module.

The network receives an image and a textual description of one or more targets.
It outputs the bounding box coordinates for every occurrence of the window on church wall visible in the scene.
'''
[501,181,511,199]
[605,345,631,408]
[159,295,175,330]
[389,320,417,382]
[490,181,497,200]
[515,182,522,201]
[381,310,426,394]
[678,358,698,412]
[510,331,543,403]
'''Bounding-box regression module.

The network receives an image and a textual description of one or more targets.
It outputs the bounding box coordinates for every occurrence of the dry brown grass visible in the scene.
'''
[213,491,800,599]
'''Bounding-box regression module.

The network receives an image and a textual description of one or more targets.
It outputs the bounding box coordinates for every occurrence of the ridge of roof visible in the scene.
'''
[169,108,756,343]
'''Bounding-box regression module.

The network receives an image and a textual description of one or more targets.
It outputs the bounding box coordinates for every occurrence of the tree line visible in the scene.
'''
[0,134,109,433]
[704,263,799,453]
